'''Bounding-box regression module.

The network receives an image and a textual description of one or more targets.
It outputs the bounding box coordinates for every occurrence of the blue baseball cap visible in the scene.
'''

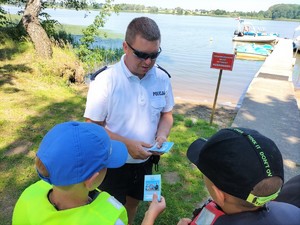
[36,121,128,186]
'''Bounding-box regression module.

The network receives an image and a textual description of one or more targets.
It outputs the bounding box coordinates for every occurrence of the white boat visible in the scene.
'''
[293,25,300,53]
[233,19,279,43]
[233,35,278,43]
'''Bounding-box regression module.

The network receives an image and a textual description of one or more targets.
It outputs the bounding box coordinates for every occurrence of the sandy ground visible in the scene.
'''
[173,100,238,128]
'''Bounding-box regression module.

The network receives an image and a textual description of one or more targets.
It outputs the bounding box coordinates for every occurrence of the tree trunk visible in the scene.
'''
[22,0,53,59]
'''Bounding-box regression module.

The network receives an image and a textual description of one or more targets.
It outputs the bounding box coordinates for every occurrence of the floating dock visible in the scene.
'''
[232,38,300,181]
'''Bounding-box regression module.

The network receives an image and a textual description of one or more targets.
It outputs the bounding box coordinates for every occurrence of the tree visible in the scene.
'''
[148,6,158,14]
[22,0,52,58]
[76,0,119,69]
[174,7,183,15]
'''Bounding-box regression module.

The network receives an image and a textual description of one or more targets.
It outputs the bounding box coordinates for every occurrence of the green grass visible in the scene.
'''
[3,14,21,24]
[0,37,222,225]
[58,23,124,39]
[4,13,123,39]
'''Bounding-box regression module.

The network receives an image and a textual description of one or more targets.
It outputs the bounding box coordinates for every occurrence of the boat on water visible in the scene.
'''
[233,35,278,43]
[233,18,279,43]
[234,43,273,61]
[293,25,300,53]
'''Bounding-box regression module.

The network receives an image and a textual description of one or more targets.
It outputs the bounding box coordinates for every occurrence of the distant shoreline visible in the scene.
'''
[3,4,300,23]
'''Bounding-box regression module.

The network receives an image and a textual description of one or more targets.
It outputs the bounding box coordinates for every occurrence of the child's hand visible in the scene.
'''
[148,192,166,213]
[141,193,166,225]
[177,218,192,225]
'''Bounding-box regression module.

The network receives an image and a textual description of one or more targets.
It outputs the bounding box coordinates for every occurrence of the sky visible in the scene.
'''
[97,0,300,12]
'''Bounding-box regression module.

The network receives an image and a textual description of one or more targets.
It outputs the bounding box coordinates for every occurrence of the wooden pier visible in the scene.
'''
[257,38,295,80]
[233,38,300,181]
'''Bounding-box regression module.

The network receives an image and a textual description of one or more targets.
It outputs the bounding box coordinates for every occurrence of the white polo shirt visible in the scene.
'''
[84,55,174,163]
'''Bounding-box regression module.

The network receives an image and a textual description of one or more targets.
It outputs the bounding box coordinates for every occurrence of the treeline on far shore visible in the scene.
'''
[56,3,300,20]
[115,3,300,20]
[3,2,300,21]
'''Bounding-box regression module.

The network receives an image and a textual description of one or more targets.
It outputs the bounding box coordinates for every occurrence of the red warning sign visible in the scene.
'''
[210,52,235,71]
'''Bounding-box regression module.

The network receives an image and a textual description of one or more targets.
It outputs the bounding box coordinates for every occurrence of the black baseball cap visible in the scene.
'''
[187,127,284,206]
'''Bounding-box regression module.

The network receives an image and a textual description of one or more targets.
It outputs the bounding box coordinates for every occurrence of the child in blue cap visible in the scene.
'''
[12,121,165,225]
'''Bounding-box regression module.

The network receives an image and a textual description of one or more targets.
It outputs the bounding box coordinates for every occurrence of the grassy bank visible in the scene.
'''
[58,23,124,39]
[4,14,123,38]
[0,38,224,225]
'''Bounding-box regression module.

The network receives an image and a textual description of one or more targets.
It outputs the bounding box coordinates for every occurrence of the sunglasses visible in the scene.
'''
[126,42,161,60]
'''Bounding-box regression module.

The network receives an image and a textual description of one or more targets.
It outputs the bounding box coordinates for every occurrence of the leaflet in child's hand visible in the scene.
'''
[143,174,161,201]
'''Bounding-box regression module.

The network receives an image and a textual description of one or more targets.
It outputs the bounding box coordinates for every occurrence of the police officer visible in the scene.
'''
[84,16,174,224]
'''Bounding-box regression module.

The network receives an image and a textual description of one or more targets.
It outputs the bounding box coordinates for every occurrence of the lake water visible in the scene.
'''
[4,6,300,107]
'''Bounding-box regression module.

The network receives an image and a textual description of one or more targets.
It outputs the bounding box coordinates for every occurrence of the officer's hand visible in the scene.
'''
[126,139,152,160]
[155,136,167,148]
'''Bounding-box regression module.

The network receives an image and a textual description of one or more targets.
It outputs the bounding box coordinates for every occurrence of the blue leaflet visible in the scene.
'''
[144,174,161,201]
[146,142,174,153]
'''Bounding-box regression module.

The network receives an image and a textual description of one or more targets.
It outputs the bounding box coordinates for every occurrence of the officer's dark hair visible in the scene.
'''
[125,17,161,45]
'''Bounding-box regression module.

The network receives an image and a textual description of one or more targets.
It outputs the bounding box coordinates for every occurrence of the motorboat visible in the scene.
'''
[234,43,273,61]
[233,35,278,43]
[293,25,300,53]
[233,19,279,43]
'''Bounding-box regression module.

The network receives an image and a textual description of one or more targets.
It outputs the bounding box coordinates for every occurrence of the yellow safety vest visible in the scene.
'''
[12,180,128,225]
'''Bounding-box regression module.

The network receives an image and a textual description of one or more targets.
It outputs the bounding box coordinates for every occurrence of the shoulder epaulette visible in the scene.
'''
[90,66,108,81]
[156,64,171,78]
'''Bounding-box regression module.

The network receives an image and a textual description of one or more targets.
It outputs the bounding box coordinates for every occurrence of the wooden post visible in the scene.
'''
[294,47,299,58]
[210,69,223,125]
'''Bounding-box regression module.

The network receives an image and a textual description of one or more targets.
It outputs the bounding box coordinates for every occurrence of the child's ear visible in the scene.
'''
[84,172,99,190]
[212,185,225,207]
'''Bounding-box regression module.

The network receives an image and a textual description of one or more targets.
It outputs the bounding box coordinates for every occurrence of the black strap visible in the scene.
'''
[151,155,160,172]
[90,66,108,81]
[156,64,171,78]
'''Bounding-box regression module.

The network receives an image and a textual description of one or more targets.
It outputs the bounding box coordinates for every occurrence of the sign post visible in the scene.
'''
[210,52,235,125]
